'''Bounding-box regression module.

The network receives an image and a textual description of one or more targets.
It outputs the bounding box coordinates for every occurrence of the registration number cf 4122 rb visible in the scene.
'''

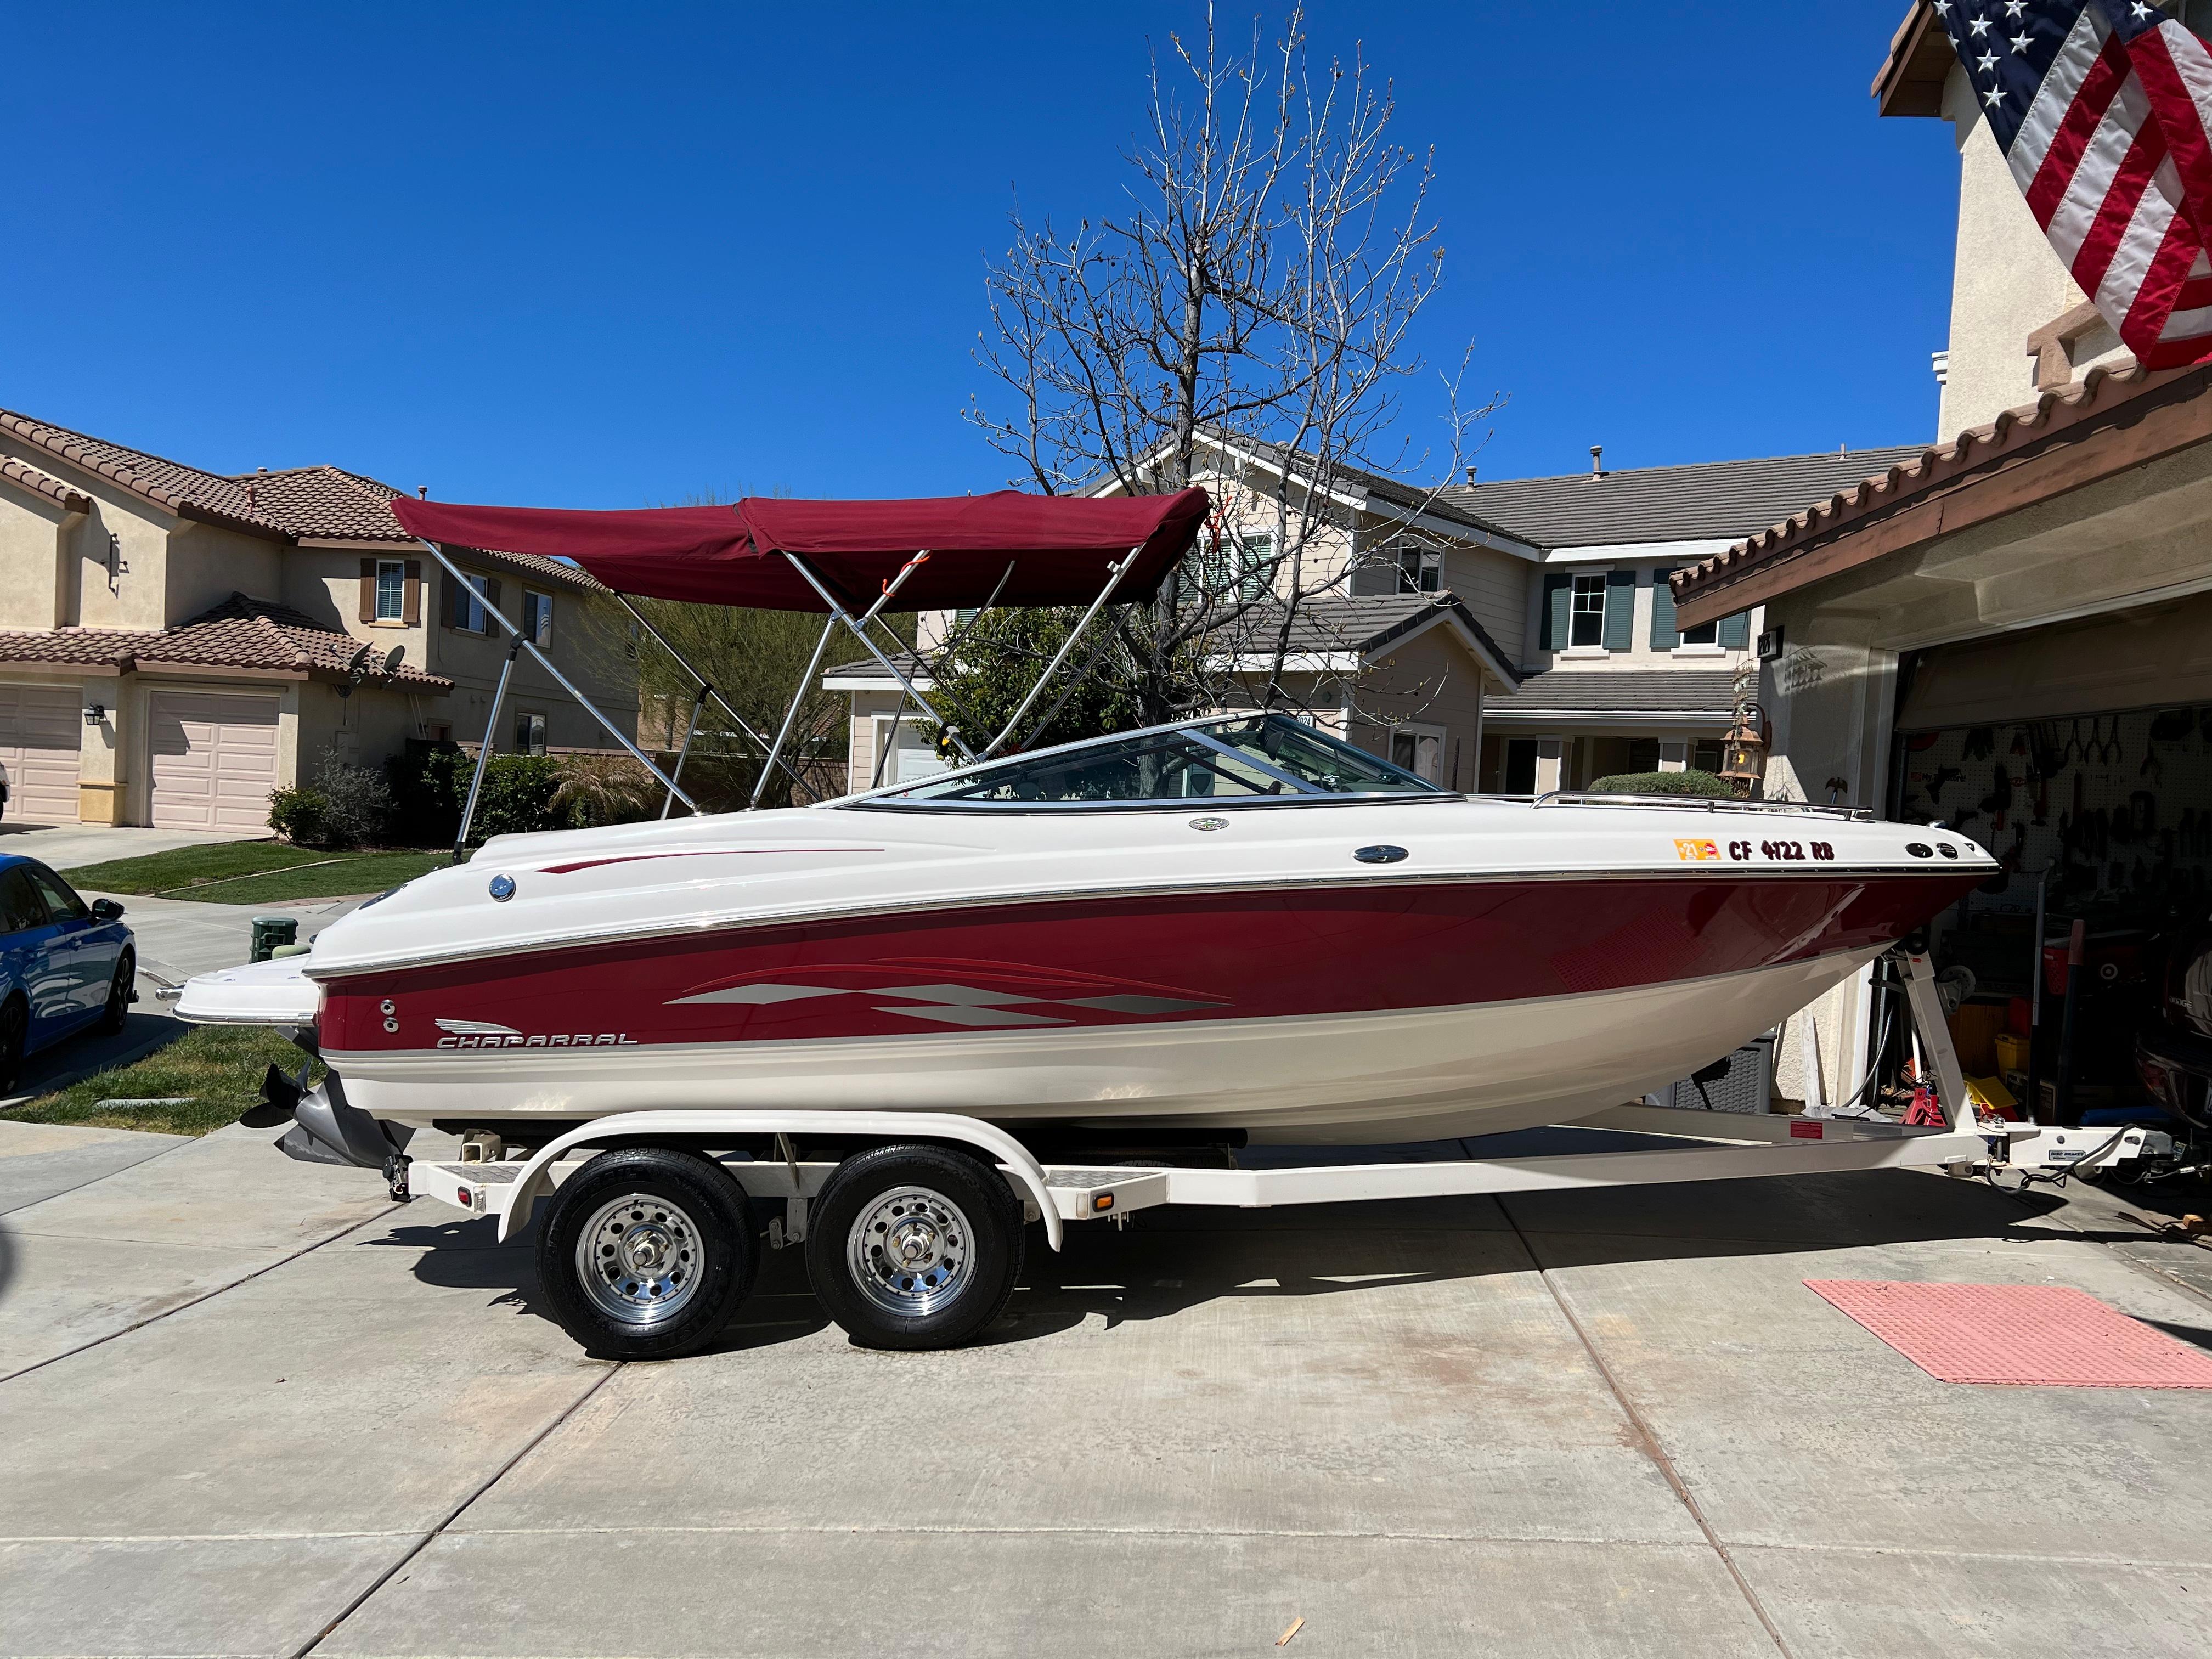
[1676,838,1837,863]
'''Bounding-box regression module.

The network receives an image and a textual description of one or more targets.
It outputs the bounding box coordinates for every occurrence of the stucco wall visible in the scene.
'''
[0,490,74,629]
[165,522,285,627]
[1346,622,1485,790]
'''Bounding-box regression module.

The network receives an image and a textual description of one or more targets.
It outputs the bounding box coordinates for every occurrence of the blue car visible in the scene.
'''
[0,856,134,1091]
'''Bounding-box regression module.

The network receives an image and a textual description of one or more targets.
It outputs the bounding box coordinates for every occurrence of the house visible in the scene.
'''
[825,433,1921,798]
[1444,447,1922,792]
[1669,1,2212,1110]
[0,407,636,830]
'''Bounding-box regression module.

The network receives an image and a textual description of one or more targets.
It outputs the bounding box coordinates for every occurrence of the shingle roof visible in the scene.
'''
[823,591,1517,689]
[0,407,601,593]
[1483,668,1737,718]
[1210,433,1527,543]
[1440,446,1928,549]
[0,592,454,690]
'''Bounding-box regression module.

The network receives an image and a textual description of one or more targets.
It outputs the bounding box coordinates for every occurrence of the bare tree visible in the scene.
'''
[967,3,1496,733]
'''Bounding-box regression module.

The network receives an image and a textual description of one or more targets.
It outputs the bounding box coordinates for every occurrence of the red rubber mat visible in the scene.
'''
[1804,1279,2212,1388]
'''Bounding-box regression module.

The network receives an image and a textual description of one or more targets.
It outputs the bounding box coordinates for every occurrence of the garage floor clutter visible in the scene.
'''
[3,1120,2210,1658]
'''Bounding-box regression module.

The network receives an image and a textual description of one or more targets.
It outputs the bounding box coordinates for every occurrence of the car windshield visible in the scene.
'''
[864,714,1442,806]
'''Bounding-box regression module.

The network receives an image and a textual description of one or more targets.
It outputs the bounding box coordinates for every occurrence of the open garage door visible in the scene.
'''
[148,691,280,831]
[0,684,83,825]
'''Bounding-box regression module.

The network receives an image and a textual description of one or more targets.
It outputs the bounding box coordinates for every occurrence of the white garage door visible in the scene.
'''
[148,691,281,831]
[0,685,83,826]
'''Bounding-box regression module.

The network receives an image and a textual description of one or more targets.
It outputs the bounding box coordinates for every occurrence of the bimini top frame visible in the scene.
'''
[387,488,1211,836]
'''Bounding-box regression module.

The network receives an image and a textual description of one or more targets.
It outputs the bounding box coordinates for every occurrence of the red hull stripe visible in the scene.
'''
[538,848,885,875]
[320,873,1983,1055]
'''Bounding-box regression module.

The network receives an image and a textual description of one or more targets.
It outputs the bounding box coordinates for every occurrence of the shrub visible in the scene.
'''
[1588,769,1734,799]
[469,754,566,842]
[313,748,396,849]
[267,785,328,844]
[551,753,662,828]
[388,740,472,847]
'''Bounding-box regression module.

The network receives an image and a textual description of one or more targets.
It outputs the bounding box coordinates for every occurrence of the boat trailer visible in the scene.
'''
[358,944,2172,1356]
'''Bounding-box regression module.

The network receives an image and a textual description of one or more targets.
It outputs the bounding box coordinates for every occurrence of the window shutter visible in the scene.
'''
[403,559,421,626]
[1718,610,1751,650]
[484,577,503,624]
[1649,567,1680,650]
[358,558,375,623]
[1602,569,1635,651]
[1542,574,1571,651]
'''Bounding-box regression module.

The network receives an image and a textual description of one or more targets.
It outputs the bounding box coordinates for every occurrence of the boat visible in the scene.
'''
[168,486,2000,1356]
[179,708,1996,1149]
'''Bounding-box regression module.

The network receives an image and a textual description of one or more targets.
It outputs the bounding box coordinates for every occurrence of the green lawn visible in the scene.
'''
[61,844,450,904]
[1,1023,321,1137]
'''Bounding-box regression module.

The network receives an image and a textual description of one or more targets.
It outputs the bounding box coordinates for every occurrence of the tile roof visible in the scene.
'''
[1483,668,1739,718]
[1440,445,1928,549]
[0,592,453,690]
[1672,358,2186,613]
[0,407,601,593]
[0,454,91,513]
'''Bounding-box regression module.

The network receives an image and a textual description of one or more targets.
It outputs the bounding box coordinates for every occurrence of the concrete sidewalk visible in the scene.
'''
[0,1118,2208,1657]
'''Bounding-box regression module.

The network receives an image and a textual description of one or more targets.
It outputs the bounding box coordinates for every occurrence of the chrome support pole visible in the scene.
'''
[454,633,524,862]
[777,552,973,763]
[661,685,708,819]
[979,550,1133,759]
[750,613,840,810]
[413,540,696,810]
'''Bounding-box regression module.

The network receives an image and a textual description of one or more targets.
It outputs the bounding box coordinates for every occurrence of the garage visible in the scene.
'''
[147,690,280,831]
[0,684,84,826]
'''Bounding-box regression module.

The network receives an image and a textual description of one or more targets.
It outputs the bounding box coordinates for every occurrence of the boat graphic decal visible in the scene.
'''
[433,1019,524,1037]
[539,848,886,875]
[665,960,1231,1028]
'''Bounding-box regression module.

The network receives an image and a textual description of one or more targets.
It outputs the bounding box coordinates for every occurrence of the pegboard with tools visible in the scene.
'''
[1897,704,2212,912]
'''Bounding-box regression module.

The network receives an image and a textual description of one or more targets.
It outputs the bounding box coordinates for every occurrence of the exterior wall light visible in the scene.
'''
[83,703,106,727]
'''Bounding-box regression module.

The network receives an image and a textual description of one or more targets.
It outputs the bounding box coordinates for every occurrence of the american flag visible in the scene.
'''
[1938,1,2212,368]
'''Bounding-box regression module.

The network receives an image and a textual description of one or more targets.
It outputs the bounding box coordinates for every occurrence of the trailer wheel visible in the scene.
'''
[806,1143,1024,1351]
[538,1147,757,1360]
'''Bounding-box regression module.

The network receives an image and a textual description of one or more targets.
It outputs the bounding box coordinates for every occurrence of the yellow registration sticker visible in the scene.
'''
[1673,838,1720,862]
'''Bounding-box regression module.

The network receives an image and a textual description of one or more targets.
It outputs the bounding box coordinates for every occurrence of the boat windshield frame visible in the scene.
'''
[839,712,1461,814]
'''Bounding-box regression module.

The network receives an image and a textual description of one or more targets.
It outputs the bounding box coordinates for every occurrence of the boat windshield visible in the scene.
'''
[859,715,1443,806]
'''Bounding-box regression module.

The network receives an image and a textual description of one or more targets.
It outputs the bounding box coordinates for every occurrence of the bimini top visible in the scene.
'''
[389,488,1211,612]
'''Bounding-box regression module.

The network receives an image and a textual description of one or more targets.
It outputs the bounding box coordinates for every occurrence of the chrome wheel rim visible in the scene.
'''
[574,1192,703,1326]
[846,1185,973,1317]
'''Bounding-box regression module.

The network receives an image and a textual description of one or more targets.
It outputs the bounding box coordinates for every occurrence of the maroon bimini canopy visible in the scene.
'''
[388,488,1212,612]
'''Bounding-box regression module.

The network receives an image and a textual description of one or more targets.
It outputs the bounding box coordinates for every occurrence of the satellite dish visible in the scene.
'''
[381,645,406,675]
[345,641,374,674]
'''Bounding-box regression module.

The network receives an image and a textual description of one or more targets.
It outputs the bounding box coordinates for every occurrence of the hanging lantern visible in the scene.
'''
[1720,704,1768,794]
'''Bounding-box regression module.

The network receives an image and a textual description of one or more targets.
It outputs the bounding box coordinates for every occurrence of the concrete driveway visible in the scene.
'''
[5,822,269,873]
[2,1120,2208,1658]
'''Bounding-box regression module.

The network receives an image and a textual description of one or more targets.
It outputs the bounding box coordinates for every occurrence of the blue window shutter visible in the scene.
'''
[1649,567,1679,650]
[1718,610,1751,650]
[1602,569,1635,651]
[1542,574,1570,651]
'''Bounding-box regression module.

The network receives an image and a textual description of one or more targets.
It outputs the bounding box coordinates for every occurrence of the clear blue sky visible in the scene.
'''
[5,2,1956,505]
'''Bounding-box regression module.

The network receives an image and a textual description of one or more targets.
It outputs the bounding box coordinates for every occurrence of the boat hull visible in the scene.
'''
[317,871,1980,1140]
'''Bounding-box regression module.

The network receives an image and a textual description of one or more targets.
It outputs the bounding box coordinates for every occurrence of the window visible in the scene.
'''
[1693,739,1723,774]
[455,573,493,634]
[1390,726,1444,783]
[24,864,87,922]
[1679,615,1718,646]
[1628,738,1662,774]
[0,868,44,933]
[523,589,554,646]
[1201,532,1272,603]
[374,560,407,623]
[1570,573,1607,647]
[515,712,547,755]
[868,714,1441,806]
[1391,541,1441,594]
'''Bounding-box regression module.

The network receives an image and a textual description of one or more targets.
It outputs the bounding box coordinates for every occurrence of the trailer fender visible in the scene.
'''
[495,1111,1063,1251]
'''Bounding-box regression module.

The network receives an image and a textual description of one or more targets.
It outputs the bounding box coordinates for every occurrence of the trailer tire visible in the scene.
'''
[807,1143,1024,1351]
[538,1147,757,1360]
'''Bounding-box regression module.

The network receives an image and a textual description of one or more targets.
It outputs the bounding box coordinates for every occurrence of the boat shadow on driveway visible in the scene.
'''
[381,1167,2076,1356]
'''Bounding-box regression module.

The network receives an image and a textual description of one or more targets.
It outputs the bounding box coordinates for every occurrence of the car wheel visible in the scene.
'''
[97,950,134,1035]
[538,1147,758,1360]
[805,1143,1025,1351]
[0,996,26,1093]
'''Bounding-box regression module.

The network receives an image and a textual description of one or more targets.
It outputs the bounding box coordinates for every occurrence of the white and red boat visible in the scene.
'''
[171,487,2002,1356]
[182,708,1994,1146]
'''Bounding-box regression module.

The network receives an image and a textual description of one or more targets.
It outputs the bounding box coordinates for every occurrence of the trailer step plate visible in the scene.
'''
[1806,1280,2212,1388]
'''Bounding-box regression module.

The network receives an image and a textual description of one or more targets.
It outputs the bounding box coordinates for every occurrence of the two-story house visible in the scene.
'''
[0,407,636,830]
[1444,446,1921,792]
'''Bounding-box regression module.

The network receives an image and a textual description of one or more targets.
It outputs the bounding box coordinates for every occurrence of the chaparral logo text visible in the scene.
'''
[430,1018,637,1049]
